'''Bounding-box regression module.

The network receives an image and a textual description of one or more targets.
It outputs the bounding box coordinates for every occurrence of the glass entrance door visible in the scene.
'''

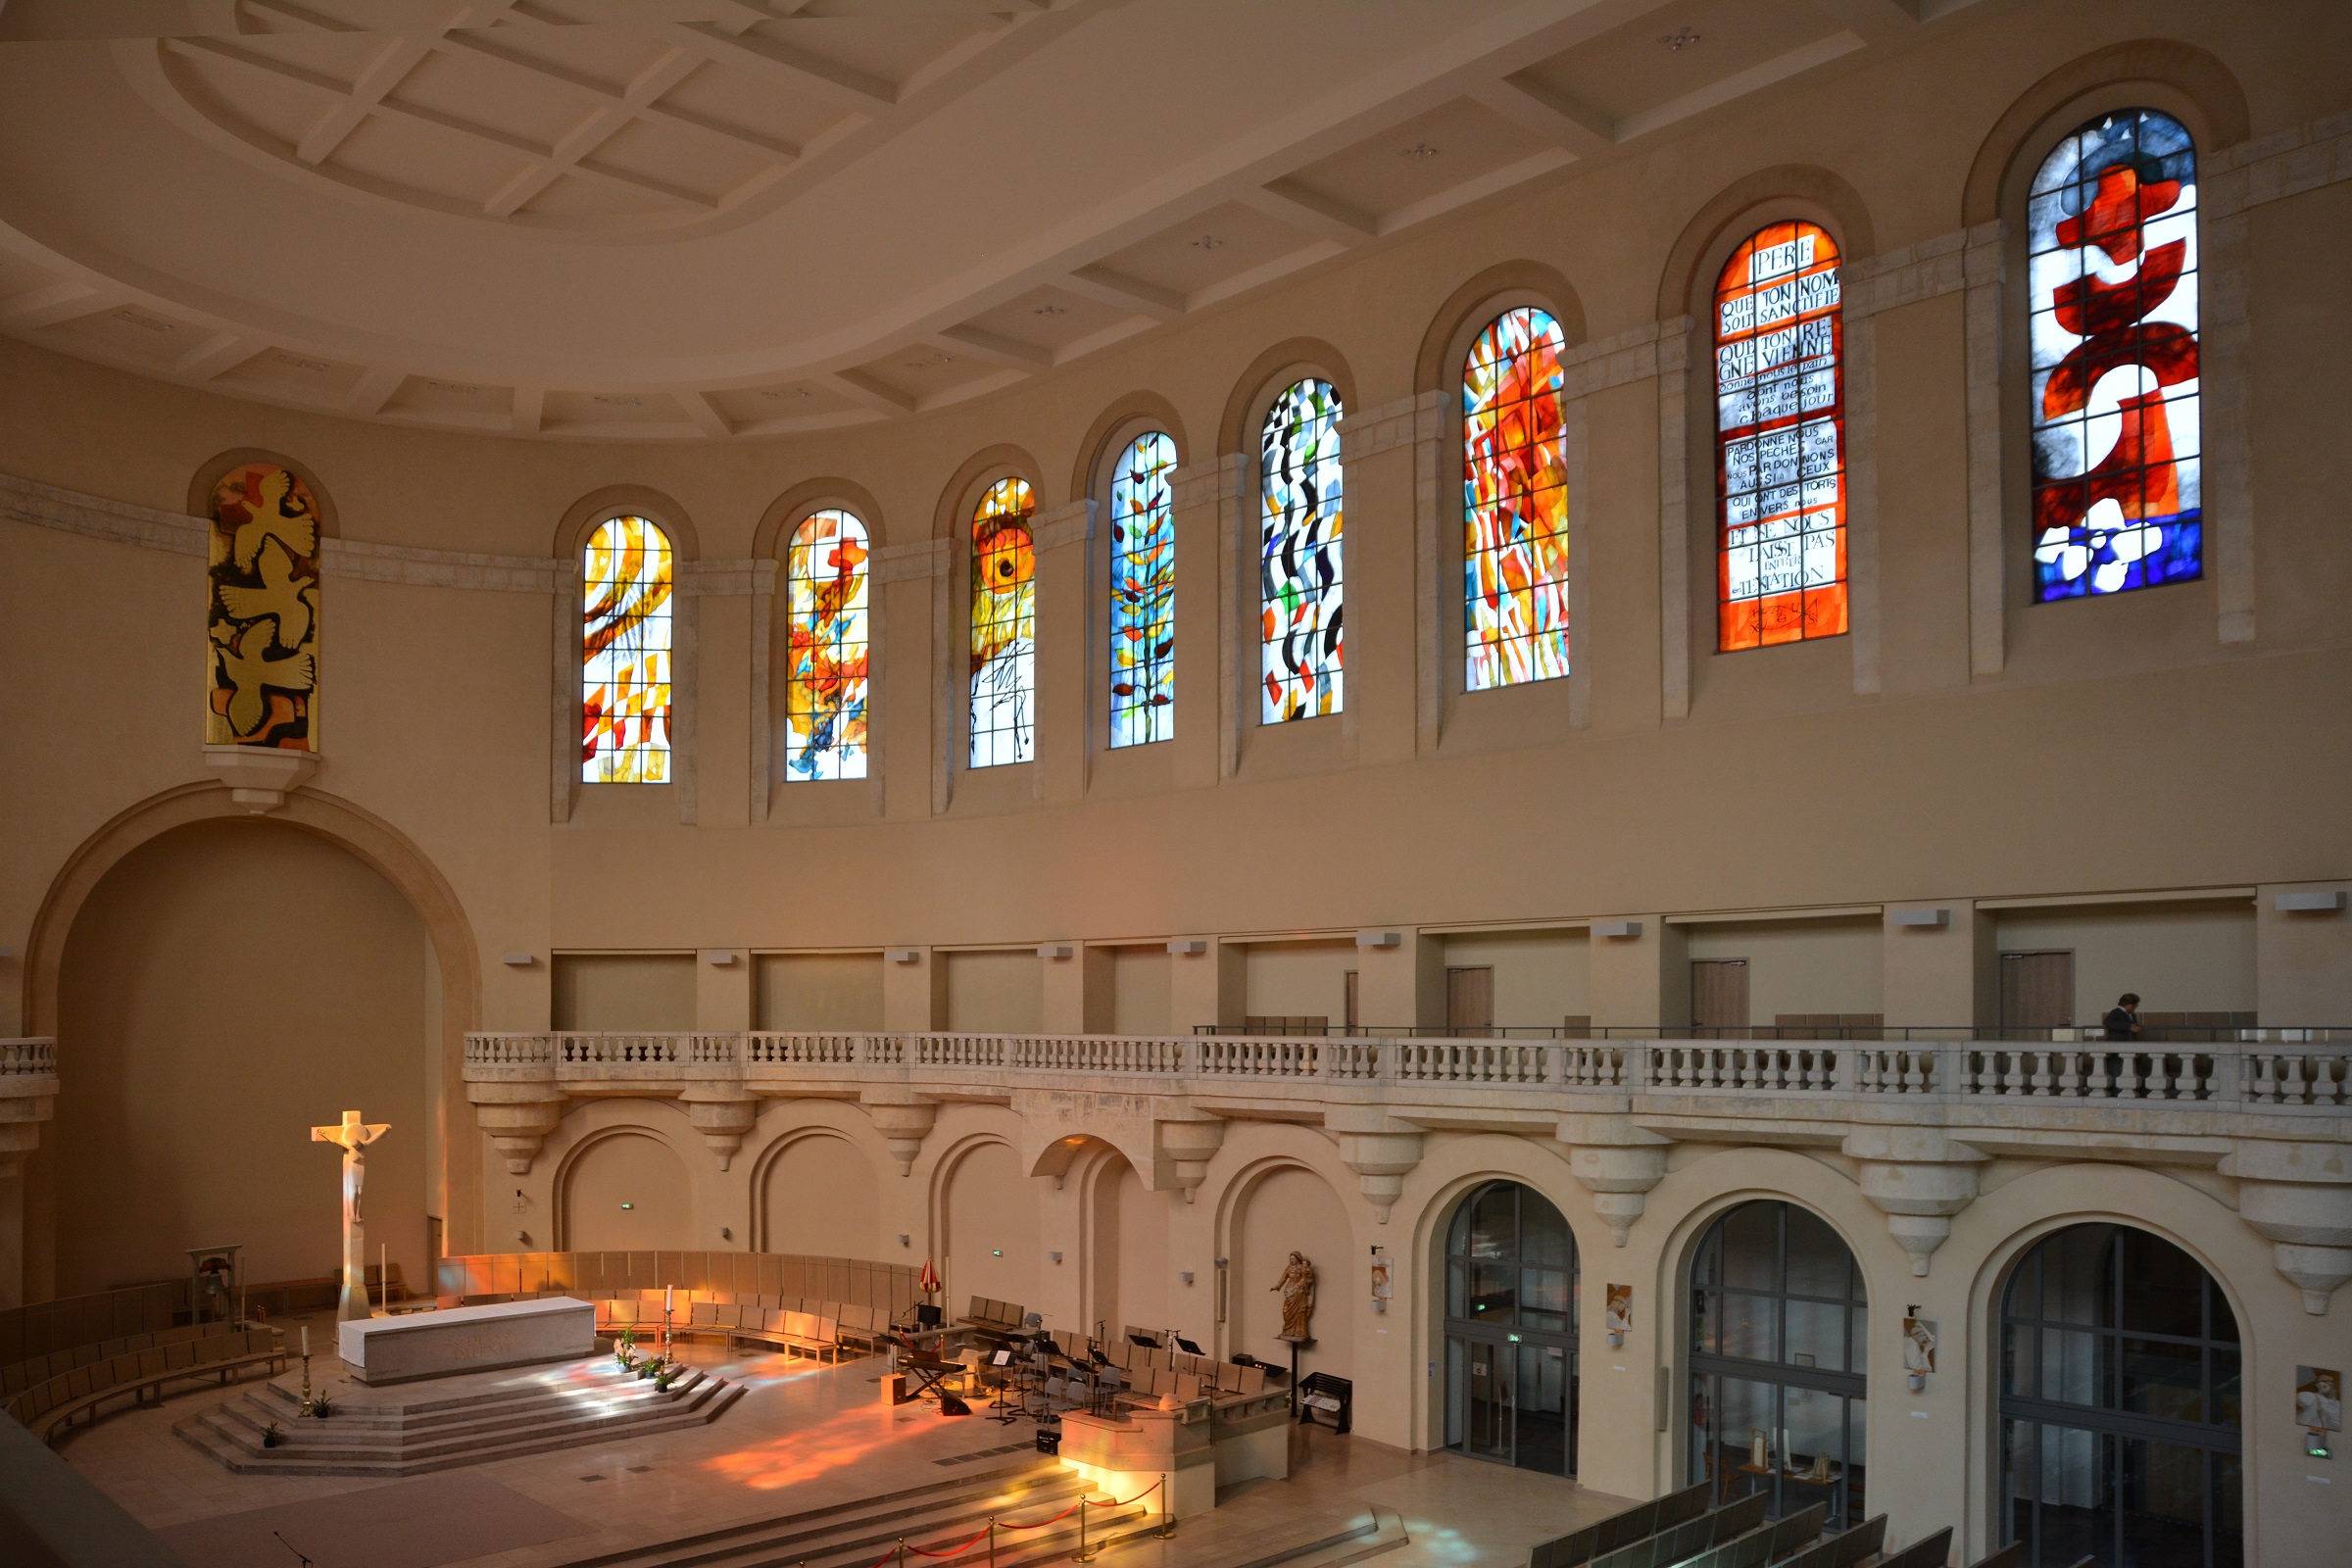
[1460,1335,1514,1461]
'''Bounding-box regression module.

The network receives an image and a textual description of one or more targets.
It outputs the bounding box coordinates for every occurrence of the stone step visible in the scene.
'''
[544,1460,1123,1568]
[245,1365,718,1435]
[210,1371,728,1449]
[172,1374,744,1476]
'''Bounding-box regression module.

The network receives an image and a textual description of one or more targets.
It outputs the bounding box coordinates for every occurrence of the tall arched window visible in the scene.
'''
[1464,308,1570,689]
[206,462,321,751]
[1444,1181,1579,1477]
[1108,431,1176,748]
[1690,1200,1868,1528]
[783,508,869,781]
[1260,378,1344,721]
[2001,1224,2241,1568]
[1714,221,1847,651]
[2028,110,2202,602]
[969,477,1037,768]
[582,514,673,783]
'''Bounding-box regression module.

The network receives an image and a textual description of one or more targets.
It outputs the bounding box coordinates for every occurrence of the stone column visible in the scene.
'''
[1033,498,1096,806]
[881,948,948,1031]
[1166,941,1242,1033]
[1588,918,1684,1029]
[1042,946,1113,1034]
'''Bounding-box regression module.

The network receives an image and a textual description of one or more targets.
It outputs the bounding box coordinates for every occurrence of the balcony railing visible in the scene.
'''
[464,1030,2352,1109]
[0,1038,56,1077]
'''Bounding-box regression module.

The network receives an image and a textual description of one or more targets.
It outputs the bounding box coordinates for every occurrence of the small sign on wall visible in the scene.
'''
[2300,1366,2341,1458]
[1369,1246,1392,1313]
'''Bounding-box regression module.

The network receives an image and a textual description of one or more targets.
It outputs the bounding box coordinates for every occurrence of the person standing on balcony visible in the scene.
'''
[2103,993,2143,1041]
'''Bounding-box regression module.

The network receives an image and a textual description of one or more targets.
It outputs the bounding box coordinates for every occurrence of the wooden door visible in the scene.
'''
[1447,966,1495,1036]
[1345,970,1359,1035]
[2000,951,2075,1031]
[1690,959,1749,1037]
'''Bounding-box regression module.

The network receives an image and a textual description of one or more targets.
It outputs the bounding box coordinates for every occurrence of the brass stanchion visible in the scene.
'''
[1157,1474,1175,1539]
[987,1516,996,1568]
[1075,1496,1094,1563]
[896,1539,906,1568]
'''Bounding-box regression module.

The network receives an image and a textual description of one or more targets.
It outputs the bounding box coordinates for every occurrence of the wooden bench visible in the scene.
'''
[1528,1479,1711,1568]
[4,1326,285,1446]
[1,1320,234,1403]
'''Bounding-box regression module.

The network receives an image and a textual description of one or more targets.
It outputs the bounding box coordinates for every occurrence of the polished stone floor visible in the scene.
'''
[65,1311,1631,1568]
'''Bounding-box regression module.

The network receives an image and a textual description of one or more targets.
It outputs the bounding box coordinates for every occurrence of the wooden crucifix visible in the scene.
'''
[311,1109,389,1323]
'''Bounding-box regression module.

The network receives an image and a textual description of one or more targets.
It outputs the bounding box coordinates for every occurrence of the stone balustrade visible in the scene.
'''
[0,1039,59,1177]
[462,1027,2352,1312]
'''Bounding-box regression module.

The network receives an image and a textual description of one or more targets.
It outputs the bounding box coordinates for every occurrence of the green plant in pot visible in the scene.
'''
[614,1327,638,1368]
[262,1421,283,1448]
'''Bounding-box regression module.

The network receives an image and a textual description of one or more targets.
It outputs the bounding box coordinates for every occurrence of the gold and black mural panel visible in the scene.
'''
[206,463,320,750]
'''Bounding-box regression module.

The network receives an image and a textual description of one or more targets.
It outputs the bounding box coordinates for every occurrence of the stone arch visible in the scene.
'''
[1071,391,1192,507]
[754,477,888,560]
[929,1125,1039,1315]
[23,780,482,1274]
[930,444,1047,544]
[1654,165,1877,323]
[1217,336,1359,459]
[749,1120,886,1257]
[1216,1147,1358,1374]
[187,447,340,538]
[555,1121,694,1251]
[1962,38,2249,228]
[1413,261,1587,396]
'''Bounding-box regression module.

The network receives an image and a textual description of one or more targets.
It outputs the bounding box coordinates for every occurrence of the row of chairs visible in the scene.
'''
[4,1325,284,1446]
[958,1297,1029,1333]
[1038,1329,1278,1398]
[588,1289,900,1361]
[1532,1482,2057,1568]
[0,1319,254,1401]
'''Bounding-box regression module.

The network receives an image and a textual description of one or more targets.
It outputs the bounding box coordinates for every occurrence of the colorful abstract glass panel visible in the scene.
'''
[1109,431,1177,748]
[582,514,673,783]
[1464,307,1570,689]
[1261,378,1344,721]
[970,476,1036,767]
[2028,109,2201,601]
[207,463,321,750]
[784,508,869,780]
[1714,220,1848,651]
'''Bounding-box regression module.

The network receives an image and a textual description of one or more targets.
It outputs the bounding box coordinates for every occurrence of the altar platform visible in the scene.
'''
[338,1296,595,1385]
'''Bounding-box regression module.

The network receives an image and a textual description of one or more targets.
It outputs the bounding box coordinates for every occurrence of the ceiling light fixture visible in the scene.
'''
[1032,304,1067,317]
[760,387,811,401]
[1398,142,1440,160]
[902,352,955,370]
[1659,26,1700,51]
[1191,234,1224,251]
[591,393,642,407]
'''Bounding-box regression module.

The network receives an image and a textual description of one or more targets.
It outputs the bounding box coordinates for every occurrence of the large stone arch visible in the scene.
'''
[22,780,484,1293]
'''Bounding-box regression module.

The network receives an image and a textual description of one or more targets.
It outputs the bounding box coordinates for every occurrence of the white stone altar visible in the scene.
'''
[337,1297,595,1385]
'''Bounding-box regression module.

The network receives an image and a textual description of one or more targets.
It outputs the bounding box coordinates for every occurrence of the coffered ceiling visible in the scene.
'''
[0,0,1994,439]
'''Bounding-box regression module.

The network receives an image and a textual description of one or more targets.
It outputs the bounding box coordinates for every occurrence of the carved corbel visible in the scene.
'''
[861,1094,939,1175]
[1844,1127,1986,1276]
[1560,1113,1671,1246]
[1154,1115,1225,1203]
[1328,1110,1424,1223]
[680,1090,759,1170]
[466,1083,567,1175]
[2222,1142,2352,1314]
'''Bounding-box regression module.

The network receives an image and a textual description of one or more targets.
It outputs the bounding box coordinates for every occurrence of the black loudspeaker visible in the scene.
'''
[915,1304,944,1328]
[1034,1428,1060,1454]
[938,1391,972,1416]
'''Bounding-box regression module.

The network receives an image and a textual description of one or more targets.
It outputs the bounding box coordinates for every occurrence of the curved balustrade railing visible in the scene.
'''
[464,1030,2351,1108]
[0,1039,57,1078]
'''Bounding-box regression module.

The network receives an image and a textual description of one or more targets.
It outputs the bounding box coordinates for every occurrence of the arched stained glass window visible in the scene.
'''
[1261,379,1343,721]
[969,477,1036,768]
[1108,431,1177,748]
[1465,308,1570,689]
[206,462,321,751]
[582,514,674,783]
[1714,220,1847,651]
[784,508,869,781]
[2028,109,2201,602]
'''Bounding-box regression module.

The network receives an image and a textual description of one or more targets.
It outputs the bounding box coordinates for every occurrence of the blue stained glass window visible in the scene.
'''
[1260,379,1343,722]
[2028,109,2201,602]
[1108,431,1176,748]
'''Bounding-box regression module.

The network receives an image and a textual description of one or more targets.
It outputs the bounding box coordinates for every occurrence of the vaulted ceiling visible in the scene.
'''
[0,0,1991,439]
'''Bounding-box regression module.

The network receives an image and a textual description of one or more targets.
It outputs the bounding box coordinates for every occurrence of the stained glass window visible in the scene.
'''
[207,462,321,750]
[784,508,869,780]
[582,514,673,783]
[2028,109,2201,601]
[1714,220,1848,651]
[969,476,1036,767]
[1108,431,1177,747]
[1465,308,1570,689]
[1261,378,1344,721]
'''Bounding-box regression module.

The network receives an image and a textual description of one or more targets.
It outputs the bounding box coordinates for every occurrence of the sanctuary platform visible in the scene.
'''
[174,1353,742,1475]
[338,1296,595,1385]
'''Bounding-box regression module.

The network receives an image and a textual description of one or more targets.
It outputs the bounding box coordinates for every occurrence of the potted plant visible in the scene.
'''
[613,1327,638,1368]
[262,1421,282,1448]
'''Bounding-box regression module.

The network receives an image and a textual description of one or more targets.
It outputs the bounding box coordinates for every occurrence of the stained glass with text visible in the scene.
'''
[1715,220,1847,651]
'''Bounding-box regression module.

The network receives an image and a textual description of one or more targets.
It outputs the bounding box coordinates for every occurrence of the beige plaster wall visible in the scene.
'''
[760,1134,880,1260]
[1438,930,1592,1026]
[944,951,1044,1034]
[1231,1164,1354,1377]
[1682,916,1886,1022]
[1992,901,2259,1017]
[561,1128,689,1252]
[1110,1159,1170,1338]
[943,1140,1040,1312]
[753,954,884,1031]
[52,820,428,1292]
[1242,941,1356,1023]
[1107,948,1172,1037]
[550,954,696,1031]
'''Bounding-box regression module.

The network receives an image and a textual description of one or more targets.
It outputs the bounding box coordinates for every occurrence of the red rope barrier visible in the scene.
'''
[864,1474,1169,1568]
[1105,1479,1163,1508]
[904,1527,991,1558]
[997,1497,1085,1531]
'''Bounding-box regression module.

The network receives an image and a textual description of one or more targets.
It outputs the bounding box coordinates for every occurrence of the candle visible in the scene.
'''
[664,1285,674,1314]
[302,1326,309,1357]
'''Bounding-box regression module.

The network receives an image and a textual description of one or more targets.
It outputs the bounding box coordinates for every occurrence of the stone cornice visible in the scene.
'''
[872,536,950,583]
